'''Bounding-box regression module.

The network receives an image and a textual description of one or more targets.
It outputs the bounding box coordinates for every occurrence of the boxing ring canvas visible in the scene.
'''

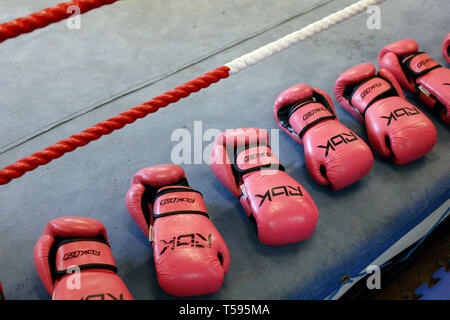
[0,0,449,299]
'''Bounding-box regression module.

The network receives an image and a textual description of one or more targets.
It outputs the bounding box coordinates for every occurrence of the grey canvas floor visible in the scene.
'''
[0,0,449,299]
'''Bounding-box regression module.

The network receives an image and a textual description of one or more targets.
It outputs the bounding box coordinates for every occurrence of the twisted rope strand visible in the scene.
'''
[0,67,230,185]
[225,0,387,73]
[0,0,119,43]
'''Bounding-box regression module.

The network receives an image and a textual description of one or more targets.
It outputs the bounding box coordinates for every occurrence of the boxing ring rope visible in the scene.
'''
[0,0,119,43]
[0,0,386,185]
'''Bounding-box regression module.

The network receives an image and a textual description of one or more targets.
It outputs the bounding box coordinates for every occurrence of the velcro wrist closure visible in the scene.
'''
[153,187,209,219]
[288,99,335,138]
[234,145,283,174]
[55,239,117,275]
[350,76,399,118]
[402,52,441,80]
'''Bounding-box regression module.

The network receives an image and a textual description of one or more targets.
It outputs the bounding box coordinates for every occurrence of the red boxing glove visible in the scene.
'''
[444,33,450,64]
[379,39,450,124]
[274,84,373,190]
[0,281,4,300]
[210,128,319,246]
[126,164,230,297]
[33,217,133,300]
[334,62,437,165]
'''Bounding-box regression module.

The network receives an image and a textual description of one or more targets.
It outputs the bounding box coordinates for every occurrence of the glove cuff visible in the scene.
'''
[274,86,336,143]
[233,144,284,175]
[348,75,400,118]
[288,98,335,138]
[402,52,441,80]
[55,238,117,275]
[152,186,209,220]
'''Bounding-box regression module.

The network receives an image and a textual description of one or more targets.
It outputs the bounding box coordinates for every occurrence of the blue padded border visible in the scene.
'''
[293,185,450,300]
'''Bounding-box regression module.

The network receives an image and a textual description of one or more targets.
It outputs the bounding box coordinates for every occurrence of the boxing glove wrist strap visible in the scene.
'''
[402,52,441,80]
[348,76,399,118]
[288,99,336,138]
[233,145,284,174]
[152,187,209,220]
[401,52,444,115]
[55,238,117,275]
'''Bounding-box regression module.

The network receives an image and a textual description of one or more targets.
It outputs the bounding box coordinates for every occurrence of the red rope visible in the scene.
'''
[0,0,119,43]
[0,66,230,185]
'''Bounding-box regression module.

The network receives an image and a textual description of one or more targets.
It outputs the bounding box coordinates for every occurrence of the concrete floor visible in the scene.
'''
[0,0,449,299]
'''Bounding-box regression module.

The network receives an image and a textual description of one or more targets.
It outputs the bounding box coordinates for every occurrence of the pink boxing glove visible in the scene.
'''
[126,164,230,297]
[274,84,373,190]
[334,62,437,165]
[209,128,319,246]
[379,39,450,124]
[444,33,450,64]
[34,217,133,300]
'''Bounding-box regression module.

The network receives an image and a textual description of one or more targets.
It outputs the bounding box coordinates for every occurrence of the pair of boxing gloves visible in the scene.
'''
[334,37,449,158]
[125,135,319,287]
[34,165,232,299]
[274,73,436,186]
[275,39,447,189]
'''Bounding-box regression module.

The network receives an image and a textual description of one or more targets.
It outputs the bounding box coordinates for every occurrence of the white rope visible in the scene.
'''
[225,0,387,74]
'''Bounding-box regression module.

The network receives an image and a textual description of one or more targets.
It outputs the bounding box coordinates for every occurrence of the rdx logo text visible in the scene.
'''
[159,233,212,255]
[244,152,272,163]
[416,58,433,69]
[255,185,303,207]
[63,250,100,261]
[160,197,195,205]
[302,107,328,121]
[381,106,420,126]
[317,132,358,157]
[360,82,382,99]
